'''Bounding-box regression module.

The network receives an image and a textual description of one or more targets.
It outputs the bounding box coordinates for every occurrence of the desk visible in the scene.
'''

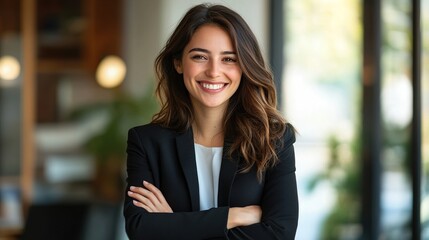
[0,227,22,240]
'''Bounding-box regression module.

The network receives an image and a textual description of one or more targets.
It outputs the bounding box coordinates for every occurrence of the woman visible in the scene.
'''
[124,4,298,240]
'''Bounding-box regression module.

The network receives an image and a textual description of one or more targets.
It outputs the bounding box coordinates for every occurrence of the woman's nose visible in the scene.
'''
[205,60,220,78]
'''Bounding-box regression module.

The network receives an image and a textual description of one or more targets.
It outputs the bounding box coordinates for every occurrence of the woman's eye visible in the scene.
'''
[223,57,237,63]
[191,55,207,60]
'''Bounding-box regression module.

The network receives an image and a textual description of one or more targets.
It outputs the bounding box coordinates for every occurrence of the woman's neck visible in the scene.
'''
[192,106,225,147]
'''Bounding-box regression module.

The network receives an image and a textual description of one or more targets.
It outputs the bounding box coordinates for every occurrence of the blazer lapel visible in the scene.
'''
[218,137,239,206]
[176,128,200,211]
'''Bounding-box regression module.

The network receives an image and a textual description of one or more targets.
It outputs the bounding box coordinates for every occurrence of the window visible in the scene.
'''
[282,0,426,238]
[380,1,413,238]
[283,1,362,239]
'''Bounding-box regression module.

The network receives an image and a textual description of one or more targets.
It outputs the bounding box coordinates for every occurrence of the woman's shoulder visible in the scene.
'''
[282,122,297,147]
[128,123,186,140]
[130,122,163,132]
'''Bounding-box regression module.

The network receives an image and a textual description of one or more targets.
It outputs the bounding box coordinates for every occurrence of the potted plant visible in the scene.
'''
[69,90,158,201]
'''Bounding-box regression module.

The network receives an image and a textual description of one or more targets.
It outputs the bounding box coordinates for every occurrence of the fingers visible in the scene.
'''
[141,181,171,212]
[245,205,262,220]
[244,205,262,224]
[128,187,157,212]
[128,181,173,213]
[227,205,263,229]
[143,181,169,206]
[132,199,155,213]
[131,185,159,208]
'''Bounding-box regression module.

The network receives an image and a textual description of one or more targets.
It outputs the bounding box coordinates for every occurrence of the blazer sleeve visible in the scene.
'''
[226,125,299,240]
[124,127,229,240]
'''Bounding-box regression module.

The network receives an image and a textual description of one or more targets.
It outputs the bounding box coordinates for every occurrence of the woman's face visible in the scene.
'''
[175,24,242,111]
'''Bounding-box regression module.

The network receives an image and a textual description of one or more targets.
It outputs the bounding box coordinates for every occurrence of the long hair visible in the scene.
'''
[152,4,288,179]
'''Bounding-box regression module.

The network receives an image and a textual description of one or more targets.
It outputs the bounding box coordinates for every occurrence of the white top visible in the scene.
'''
[194,143,223,211]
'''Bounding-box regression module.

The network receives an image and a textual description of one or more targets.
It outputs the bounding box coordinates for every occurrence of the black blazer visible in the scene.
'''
[124,123,298,240]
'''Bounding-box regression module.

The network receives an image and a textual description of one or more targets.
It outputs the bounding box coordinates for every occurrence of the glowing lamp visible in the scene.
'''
[0,55,21,81]
[95,55,126,88]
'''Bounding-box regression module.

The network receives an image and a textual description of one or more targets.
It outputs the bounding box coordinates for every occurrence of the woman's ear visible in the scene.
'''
[174,59,183,74]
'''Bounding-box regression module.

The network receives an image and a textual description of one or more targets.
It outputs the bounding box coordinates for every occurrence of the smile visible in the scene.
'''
[200,82,227,90]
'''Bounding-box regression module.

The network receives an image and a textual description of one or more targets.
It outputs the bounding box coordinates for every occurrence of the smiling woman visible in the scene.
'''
[123,3,298,240]
[174,24,242,113]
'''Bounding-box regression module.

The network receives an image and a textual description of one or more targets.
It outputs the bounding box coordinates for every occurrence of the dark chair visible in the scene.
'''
[20,201,121,240]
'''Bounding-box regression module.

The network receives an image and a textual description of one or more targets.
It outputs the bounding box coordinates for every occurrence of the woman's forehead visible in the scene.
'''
[185,24,236,52]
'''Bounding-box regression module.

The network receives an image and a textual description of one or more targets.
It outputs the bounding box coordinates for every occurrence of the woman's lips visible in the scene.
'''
[198,81,228,92]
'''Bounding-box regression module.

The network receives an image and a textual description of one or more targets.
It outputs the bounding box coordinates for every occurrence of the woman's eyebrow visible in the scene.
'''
[188,48,236,55]
[189,47,209,53]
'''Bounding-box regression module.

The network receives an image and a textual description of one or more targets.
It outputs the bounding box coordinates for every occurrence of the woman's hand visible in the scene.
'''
[227,205,262,229]
[128,181,173,213]
[128,181,261,228]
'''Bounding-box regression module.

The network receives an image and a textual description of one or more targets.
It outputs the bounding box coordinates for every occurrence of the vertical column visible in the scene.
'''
[21,0,36,212]
[269,0,284,108]
[411,0,422,239]
[361,0,381,239]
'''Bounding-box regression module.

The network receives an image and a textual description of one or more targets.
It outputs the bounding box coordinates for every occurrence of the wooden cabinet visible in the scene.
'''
[36,0,123,123]
[0,0,123,238]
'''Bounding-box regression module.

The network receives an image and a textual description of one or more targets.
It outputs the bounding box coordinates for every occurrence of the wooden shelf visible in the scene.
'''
[37,59,84,74]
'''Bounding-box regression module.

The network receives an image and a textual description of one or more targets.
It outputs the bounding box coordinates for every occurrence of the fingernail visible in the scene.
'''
[130,186,135,190]
[128,191,133,195]
[143,181,148,185]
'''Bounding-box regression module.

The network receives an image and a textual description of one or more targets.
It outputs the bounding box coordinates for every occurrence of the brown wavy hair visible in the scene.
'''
[152,4,288,179]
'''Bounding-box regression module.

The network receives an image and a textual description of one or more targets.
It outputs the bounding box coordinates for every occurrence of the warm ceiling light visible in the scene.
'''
[0,55,21,81]
[96,55,126,88]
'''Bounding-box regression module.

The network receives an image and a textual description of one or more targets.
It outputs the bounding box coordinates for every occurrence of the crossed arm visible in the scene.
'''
[128,180,262,229]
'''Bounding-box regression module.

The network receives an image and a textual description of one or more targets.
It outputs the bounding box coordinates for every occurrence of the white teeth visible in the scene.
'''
[201,83,224,90]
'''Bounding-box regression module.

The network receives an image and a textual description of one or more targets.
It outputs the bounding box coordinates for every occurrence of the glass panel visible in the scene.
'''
[380,0,413,238]
[0,1,22,177]
[284,1,362,239]
[421,0,429,238]
[0,0,24,234]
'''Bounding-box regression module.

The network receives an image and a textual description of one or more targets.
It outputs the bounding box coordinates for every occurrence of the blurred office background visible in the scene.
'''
[0,0,428,239]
